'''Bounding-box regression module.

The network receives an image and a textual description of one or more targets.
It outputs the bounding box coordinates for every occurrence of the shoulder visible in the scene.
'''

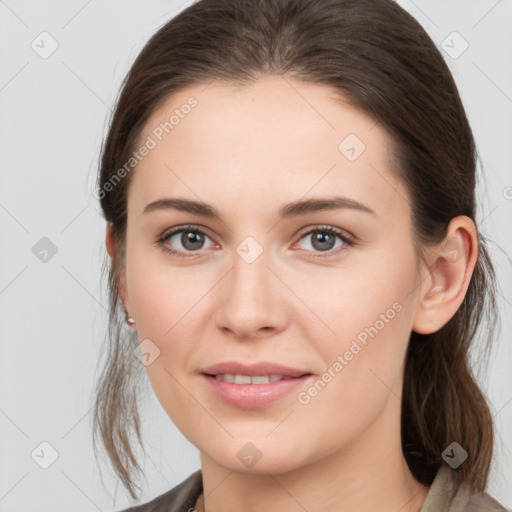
[420,464,510,512]
[461,491,512,512]
[116,469,203,512]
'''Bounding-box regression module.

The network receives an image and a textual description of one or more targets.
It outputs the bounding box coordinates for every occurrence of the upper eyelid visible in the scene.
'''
[300,225,353,239]
[160,224,216,243]
[294,225,355,246]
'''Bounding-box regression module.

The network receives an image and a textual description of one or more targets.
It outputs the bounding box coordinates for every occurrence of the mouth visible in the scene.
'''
[200,368,314,409]
[206,373,310,384]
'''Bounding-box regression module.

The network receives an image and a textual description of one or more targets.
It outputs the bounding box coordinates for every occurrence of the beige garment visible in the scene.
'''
[119,464,510,512]
[419,464,509,512]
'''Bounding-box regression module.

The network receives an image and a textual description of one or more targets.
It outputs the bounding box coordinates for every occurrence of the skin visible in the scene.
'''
[106,74,478,512]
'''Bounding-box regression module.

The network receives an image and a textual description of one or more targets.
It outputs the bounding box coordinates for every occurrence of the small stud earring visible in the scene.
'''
[127,317,136,325]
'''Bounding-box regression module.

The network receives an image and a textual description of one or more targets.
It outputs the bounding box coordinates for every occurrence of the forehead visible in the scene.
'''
[129,75,407,220]
[141,74,389,154]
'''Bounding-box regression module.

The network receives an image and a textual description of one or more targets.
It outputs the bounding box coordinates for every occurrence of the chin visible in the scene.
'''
[199,438,311,475]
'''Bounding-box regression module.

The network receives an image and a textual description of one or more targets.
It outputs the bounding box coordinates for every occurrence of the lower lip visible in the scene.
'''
[201,374,313,409]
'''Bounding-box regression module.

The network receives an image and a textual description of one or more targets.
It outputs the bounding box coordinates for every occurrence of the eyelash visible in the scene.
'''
[155,224,355,259]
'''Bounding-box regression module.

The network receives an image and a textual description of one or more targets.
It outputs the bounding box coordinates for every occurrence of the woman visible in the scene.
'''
[92,0,510,510]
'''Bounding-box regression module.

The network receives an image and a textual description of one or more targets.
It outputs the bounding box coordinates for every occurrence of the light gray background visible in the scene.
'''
[1,1,511,511]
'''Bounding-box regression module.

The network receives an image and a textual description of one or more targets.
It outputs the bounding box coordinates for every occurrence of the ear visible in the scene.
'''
[105,221,117,259]
[412,216,478,335]
[105,222,133,326]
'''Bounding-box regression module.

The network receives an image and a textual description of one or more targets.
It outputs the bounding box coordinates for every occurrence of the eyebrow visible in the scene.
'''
[142,196,375,220]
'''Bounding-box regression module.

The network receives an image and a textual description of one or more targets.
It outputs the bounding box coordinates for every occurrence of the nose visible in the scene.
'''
[213,246,288,340]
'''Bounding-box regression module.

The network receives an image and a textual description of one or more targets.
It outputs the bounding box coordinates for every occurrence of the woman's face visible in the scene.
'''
[120,75,426,474]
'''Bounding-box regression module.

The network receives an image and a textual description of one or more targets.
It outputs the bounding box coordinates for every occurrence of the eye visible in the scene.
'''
[157,225,215,257]
[156,224,355,259]
[295,226,354,257]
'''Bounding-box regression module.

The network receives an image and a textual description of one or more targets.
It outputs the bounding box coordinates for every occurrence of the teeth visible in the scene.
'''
[214,374,285,384]
[235,374,251,384]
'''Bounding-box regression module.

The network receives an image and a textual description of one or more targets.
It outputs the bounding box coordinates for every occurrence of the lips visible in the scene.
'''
[200,361,313,409]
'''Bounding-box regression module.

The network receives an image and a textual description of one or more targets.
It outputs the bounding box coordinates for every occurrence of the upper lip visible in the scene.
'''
[202,361,311,377]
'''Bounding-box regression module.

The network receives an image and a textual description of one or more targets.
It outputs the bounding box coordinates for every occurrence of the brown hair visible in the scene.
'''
[92,0,499,500]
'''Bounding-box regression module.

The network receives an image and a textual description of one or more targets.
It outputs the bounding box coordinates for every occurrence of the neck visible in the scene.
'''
[197,402,430,512]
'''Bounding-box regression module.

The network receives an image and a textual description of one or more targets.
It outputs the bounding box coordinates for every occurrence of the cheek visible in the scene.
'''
[295,284,415,448]
[125,241,209,338]
[301,248,418,394]
[124,245,214,407]
[126,258,204,430]
[292,247,416,345]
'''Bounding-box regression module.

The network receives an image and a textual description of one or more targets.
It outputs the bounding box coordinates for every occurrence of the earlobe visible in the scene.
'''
[412,216,478,335]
